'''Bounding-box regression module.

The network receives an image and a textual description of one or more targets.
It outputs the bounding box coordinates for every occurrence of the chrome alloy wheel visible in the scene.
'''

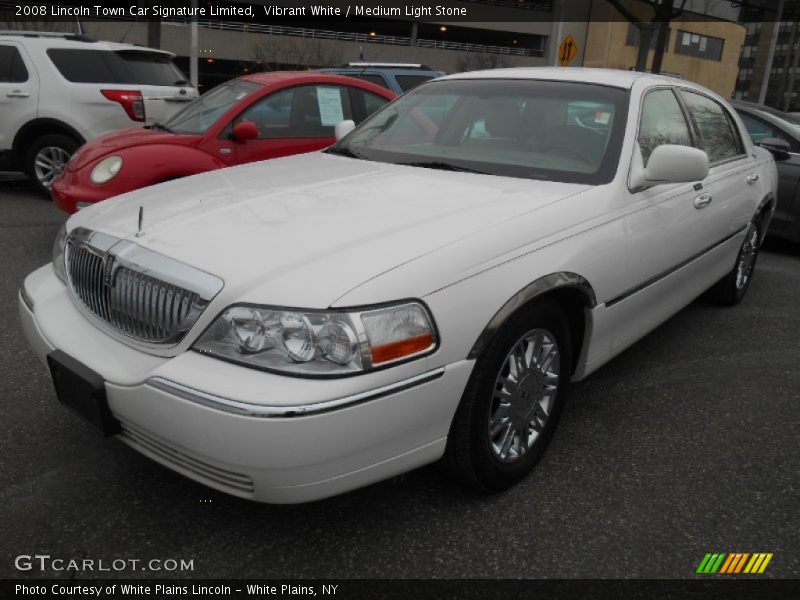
[735,223,759,290]
[488,328,560,463]
[34,146,71,189]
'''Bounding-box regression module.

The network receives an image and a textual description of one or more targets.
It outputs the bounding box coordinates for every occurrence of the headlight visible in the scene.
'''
[194,301,437,376]
[52,223,68,283]
[90,156,123,184]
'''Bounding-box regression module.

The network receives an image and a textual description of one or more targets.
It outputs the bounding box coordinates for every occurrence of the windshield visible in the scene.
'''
[165,79,260,134]
[328,79,629,184]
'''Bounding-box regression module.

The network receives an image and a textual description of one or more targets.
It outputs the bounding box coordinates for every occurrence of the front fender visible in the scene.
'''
[114,145,227,186]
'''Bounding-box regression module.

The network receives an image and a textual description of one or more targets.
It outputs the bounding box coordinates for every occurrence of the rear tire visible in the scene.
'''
[712,219,761,306]
[25,134,79,197]
[444,298,572,492]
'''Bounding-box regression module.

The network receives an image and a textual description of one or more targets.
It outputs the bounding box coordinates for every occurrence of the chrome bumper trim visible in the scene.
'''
[145,367,446,418]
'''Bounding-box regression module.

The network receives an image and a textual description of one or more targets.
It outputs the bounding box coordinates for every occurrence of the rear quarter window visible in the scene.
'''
[47,49,187,86]
[0,45,29,83]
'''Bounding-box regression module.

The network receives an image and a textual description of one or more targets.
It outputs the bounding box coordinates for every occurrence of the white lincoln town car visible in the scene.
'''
[20,68,778,503]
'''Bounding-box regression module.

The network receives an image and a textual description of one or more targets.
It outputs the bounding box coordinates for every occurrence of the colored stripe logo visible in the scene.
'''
[696,552,773,574]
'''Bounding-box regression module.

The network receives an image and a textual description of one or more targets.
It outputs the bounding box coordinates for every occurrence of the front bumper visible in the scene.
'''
[19,265,473,503]
[51,168,113,214]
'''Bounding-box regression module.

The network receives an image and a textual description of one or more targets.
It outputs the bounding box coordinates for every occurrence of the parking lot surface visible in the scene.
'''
[1,177,798,579]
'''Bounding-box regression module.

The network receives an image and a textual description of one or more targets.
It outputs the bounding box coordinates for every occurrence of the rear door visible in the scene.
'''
[0,42,38,152]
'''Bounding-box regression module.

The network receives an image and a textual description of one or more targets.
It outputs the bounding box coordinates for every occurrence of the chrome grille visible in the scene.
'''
[65,228,223,346]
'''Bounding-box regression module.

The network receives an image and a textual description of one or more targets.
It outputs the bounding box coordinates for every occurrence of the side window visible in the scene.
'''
[47,49,116,83]
[738,112,796,150]
[0,45,29,83]
[681,91,744,163]
[637,88,693,165]
[350,74,390,90]
[236,85,353,139]
[394,75,434,93]
[357,89,390,119]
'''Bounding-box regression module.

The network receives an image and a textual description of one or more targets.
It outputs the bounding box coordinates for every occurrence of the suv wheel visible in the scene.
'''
[444,298,571,492]
[25,134,79,196]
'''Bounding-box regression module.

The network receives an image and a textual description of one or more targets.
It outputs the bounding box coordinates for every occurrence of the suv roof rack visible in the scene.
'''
[0,31,95,42]
[343,62,434,70]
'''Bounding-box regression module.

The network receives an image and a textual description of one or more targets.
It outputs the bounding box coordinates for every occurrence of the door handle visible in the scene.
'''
[6,90,29,98]
[746,173,759,185]
[694,193,713,209]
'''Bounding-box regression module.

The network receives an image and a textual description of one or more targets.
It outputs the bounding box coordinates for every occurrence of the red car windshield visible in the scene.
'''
[164,79,260,134]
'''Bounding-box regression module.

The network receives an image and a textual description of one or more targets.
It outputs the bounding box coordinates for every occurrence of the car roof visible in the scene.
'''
[238,71,397,97]
[441,67,687,90]
[731,99,800,127]
[0,31,174,56]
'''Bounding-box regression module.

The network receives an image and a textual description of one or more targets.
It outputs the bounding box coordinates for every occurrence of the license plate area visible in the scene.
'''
[47,350,120,436]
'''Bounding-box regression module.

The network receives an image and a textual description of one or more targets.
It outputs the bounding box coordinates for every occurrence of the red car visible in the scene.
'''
[52,72,396,213]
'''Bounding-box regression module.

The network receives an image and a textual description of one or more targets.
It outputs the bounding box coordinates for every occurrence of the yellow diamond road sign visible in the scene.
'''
[559,34,578,67]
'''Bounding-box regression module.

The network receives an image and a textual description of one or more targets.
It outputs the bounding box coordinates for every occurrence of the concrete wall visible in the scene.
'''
[81,19,591,75]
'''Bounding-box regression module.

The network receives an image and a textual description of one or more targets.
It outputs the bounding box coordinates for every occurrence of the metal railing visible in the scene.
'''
[0,0,544,58]
[194,19,545,57]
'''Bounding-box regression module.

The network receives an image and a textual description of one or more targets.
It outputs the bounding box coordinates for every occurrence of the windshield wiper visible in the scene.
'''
[397,161,488,175]
[147,122,173,133]
[325,146,368,160]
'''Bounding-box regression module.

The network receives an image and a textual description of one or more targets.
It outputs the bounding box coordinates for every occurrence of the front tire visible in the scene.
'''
[712,219,761,306]
[445,299,572,492]
[25,134,79,196]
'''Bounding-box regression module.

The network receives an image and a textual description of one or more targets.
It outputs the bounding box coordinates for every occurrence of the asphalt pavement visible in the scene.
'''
[1,177,798,579]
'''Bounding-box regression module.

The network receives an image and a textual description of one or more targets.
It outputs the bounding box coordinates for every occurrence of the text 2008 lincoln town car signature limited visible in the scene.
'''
[20,68,778,503]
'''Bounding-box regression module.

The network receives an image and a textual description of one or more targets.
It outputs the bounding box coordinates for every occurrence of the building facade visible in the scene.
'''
[583,0,745,98]
[734,3,800,111]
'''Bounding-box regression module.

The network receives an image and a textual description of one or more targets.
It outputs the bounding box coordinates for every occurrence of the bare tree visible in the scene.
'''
[604,0,689,73]
[252,36,342,71]
[453,52,511,73]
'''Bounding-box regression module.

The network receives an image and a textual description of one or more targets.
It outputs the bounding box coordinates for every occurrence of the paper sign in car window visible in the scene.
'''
[595,111,611,125]
[317,87,345,126]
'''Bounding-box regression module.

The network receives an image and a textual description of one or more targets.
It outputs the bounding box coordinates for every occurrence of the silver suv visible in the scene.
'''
[0,31,197,193]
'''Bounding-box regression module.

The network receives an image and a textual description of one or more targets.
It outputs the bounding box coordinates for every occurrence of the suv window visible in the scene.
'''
[47,49,187,86]
[0,45,29,83]
[681,91,743,163]
[349,74,390,89]
[355,89,390,117]
[236,85,353,139]
[395,74,435,92]
[637,88,692,165]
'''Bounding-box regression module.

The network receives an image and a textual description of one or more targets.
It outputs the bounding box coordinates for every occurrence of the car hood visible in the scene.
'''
[68,128,202,171]
[71,153,590,309]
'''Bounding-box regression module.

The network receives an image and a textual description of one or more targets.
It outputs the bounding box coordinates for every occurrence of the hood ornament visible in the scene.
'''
[135,206,144,237]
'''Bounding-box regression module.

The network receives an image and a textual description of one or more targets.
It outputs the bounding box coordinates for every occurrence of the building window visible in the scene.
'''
[674,30,725,61]
[626,24,671,49]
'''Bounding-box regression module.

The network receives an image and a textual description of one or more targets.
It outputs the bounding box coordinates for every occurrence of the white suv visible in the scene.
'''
[0,31,198,193]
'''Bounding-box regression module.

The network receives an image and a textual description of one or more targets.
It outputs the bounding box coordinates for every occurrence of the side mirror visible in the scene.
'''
[231,120,259,141]
[334,119,356,142]
[643,145,709,185]
[759,137,791,161]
